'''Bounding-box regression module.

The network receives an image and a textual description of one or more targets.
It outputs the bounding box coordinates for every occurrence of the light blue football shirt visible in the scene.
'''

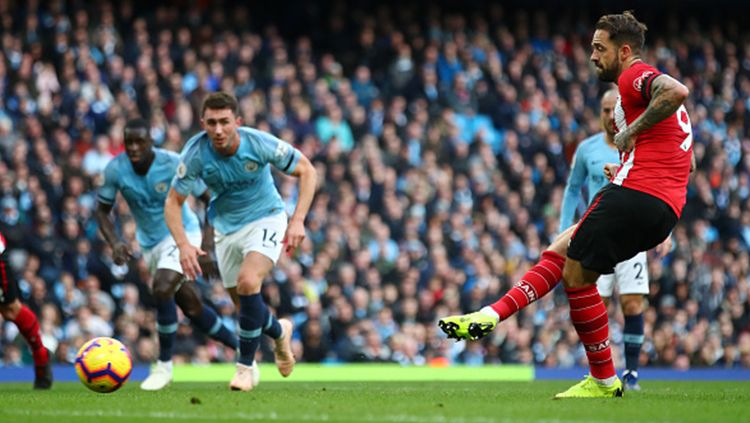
[172,127,301,235]
[559,133,620,232]
[98,148,206,249]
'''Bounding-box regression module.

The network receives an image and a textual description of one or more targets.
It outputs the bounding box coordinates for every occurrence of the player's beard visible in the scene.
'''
[596,61,619,83]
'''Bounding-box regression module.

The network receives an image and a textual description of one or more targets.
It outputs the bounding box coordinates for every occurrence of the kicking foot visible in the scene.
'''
[554,375,623,399]
[140,361,173,391]
[438,311,498,341]
[229,362,260,392]
[274,319,296,377]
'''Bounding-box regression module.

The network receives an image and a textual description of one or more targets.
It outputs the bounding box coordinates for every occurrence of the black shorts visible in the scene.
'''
[0,253,19,305]
[567,184,678,275]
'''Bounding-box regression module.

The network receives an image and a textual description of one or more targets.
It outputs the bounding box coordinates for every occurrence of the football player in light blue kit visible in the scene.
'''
[560,88,648,390]
[165,92,317,392]
[96,119,238,391]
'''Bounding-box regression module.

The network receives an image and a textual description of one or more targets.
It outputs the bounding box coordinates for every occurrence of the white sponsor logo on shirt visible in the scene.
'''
[274,142,289,159]
[632,70,654,92]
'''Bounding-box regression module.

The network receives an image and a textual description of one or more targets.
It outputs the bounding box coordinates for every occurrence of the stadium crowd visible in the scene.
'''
[1,0,749,371]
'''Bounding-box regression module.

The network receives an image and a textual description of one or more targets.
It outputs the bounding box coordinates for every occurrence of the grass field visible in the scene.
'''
[1,373,749,423]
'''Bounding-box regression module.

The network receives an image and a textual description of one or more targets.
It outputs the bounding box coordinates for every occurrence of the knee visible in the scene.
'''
[562,261,596,289]
[621,296,644,315]
[152,282,175,302]
[236,274,263,295]
[547,225,575,257]
[561,264,579,289]
[175,285,203,319]
[0,301,21,320]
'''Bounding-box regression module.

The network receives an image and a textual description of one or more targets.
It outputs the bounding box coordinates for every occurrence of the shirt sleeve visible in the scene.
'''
[255,130,301,175]
[622,65,662,108]
[190,177,208,198]
[97,161,119,205]
[171,150,202,197]
[559,146,588,232]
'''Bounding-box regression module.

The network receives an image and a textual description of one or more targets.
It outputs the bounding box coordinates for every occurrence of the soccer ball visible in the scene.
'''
[75,337,133,393]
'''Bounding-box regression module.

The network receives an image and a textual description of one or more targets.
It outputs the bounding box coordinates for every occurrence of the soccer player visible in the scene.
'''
[165,92,317,392]
[559,88,649,390]
[95,119,239,391]
[439,11,693,398]
[0,231,52,389]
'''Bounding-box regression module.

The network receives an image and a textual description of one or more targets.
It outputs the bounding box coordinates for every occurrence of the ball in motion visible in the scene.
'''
[75,337,133,393]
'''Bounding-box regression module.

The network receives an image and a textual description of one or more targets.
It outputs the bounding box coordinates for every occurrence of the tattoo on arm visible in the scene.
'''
[627,75,688,136]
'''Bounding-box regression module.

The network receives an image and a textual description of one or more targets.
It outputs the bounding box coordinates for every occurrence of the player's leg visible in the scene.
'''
[223,214,291,391]
[614,251,649,391]
[554,258,623,398]
[0,255,51,389]
[174,280,238,350]
[438,224,574,340]
[140,268,181,391]
[596,273,615,314]
[555,186,625,399]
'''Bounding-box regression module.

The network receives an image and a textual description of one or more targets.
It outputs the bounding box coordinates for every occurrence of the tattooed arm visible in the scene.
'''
[614,74,689,151]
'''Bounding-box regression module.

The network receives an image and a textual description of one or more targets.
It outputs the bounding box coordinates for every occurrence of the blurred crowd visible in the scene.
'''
[1,0,749,371]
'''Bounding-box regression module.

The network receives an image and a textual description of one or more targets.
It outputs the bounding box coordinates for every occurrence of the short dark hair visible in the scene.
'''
[125,118,149,132]
[595,11,647,54]
[201,92,239,117]
[122,118,150,136]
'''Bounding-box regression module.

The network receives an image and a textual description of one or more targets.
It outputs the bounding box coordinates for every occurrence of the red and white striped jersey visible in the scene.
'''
[612,61,693,218]
[0,230,5,255]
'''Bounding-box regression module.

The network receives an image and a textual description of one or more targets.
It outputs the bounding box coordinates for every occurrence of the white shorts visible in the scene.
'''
[215,212,288,289]
[596,251,649,297]
[142,232,202,275]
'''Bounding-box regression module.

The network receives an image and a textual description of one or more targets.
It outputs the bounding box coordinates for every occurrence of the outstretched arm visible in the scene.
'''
[284,154,317,253]
[165,188,205,280]
[614,75,689,151]
[94,201,132,265]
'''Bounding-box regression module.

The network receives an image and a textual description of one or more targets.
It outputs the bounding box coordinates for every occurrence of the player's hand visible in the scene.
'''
[603,163,619,180]
[179,243,206,280]
[654,236,673,258]
[198,240,220,280]
[112,242,132,265]
[614,128,635,152]
[283,218,306,255]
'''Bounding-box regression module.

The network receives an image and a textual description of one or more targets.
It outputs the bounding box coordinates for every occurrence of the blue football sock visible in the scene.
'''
[155,299,178,362]
[623,313,644,373]
[237,294,264,366]
[190,304,239,350]
[262,302,283,339]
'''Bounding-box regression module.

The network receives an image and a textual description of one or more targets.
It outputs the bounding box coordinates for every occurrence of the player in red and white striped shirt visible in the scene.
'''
[439,11,692,398]
[0,231,53,389]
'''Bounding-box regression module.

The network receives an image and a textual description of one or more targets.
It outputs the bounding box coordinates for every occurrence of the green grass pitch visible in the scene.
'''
[1,364,748,423]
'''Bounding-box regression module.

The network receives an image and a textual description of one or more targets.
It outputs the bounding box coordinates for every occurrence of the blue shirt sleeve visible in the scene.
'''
[190,177,208,198]
[255,130,301,175]
[97,160,119,205]
[171,148,202,197]
[559,146,588,232]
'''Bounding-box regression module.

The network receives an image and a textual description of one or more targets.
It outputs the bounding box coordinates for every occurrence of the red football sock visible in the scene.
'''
[565,285,615,380]
[13,305,49,366]
[490,251,565,320]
